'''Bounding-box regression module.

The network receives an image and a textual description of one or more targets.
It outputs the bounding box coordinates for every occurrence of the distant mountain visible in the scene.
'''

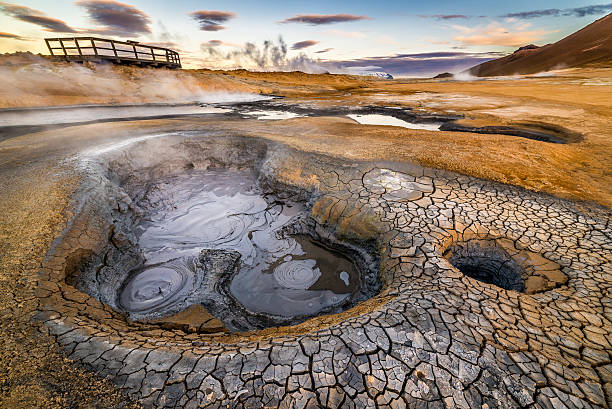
[468,13,612,77]
[364,71,394,79]
[433,72,453,79]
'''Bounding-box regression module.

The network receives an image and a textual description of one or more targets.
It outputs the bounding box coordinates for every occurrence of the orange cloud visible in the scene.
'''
[0,2,76,32]
[0,31,29,40]
[453,22,551,47]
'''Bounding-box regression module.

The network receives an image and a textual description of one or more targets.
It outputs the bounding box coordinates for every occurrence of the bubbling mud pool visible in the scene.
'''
[121,168,361,322]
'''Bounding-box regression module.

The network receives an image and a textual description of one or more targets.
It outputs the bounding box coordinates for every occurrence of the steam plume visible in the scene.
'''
[201,36,337,73]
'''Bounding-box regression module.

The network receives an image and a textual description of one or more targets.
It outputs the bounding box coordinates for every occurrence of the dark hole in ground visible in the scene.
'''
[64,249,97,287]
[444,242,525,292]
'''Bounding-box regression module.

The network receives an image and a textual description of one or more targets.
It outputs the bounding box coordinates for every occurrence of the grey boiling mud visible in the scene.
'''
[119,168,362,325]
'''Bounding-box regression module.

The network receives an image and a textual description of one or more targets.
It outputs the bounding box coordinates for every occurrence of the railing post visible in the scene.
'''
[76,39,83,56]
[132,43,137,61]
[151,47,155,61]
[45,39,53,56]
[111,40,118,57]
[59,39,68,57]
[92,39,98,56]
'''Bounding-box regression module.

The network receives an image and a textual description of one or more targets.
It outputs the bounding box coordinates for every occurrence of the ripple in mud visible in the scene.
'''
[127,168,361,319]
[231,235,359,317]
[119,263,194,313]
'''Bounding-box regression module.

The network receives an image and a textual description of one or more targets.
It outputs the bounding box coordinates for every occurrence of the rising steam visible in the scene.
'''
[0,53,266,108]
[202,36,338,74]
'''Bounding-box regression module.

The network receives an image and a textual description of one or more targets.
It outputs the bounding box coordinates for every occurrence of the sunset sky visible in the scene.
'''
[1,1,610,76]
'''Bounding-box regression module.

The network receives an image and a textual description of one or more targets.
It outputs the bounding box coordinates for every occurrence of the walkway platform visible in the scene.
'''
[45,37,181,69]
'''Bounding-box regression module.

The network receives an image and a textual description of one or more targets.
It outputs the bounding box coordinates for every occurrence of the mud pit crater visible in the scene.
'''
[36,128,610,409]
[443,236,569,294]
[70,135,381,332]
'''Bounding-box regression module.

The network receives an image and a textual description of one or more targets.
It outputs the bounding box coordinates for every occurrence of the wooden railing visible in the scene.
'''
[45,37,181,68]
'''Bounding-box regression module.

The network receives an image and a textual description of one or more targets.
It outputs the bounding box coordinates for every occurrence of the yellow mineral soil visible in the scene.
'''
[1,54,611,210]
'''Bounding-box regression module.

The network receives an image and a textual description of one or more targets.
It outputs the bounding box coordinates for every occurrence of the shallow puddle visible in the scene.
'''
[124,168,359,318]
[347,114,441,130]
[242,110,304,120]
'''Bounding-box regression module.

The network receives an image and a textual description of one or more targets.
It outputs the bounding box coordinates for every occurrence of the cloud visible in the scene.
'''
[291,40,319,50]
[16,15,76,33]
[17,16,76,33]
[398,52,502,59]
[502,4,612,19]
[190,10,236,22]
[315,48,333,53]
[0,2,77,32]
[453,22,551,47]
[570,4,612,16]
[280,14,371,25]
[502,9,566,19]
[203,39,241,48]
[0,31,29,40]
[421,14,469,20]
[189,10,236,31]
[331,51,503,77]
[324,29,366,38]
[76,0,151,35]
[1,0,153,37]
[201,24,225,31]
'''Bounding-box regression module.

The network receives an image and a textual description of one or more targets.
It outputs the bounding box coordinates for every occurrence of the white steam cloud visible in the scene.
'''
[452,71,480,81]
[201,36,340,74]
[0,54,267,108]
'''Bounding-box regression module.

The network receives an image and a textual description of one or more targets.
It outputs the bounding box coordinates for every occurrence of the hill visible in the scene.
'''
[469,13,612,76]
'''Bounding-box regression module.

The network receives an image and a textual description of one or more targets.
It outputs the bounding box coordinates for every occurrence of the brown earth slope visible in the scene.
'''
[470,13,612,76]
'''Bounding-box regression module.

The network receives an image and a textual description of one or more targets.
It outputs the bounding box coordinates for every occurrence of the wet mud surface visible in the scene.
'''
[30,130,610,409]
[114,168,375,329]
[228,99,581,143]
[0,99,580,144]
[439,122,581,144]
[0,103,229,142]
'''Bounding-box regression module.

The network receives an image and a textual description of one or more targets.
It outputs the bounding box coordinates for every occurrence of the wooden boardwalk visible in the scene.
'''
[45,37,181,69]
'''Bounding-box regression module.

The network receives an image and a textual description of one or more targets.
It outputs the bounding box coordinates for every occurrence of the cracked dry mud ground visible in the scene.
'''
[24,128,610,409]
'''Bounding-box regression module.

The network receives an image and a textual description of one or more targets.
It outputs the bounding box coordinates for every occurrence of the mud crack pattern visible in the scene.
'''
[35,136,611,409]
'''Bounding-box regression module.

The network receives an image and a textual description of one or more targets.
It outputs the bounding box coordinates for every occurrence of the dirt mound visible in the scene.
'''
[469,13,612,76]
[433,72,453,79]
